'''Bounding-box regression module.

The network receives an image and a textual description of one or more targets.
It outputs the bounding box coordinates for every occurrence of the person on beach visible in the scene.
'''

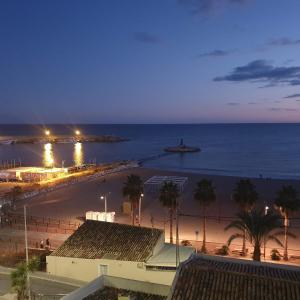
[46,238,50,249]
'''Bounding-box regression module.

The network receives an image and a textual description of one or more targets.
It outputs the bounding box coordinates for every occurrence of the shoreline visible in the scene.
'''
[141,165,300,182]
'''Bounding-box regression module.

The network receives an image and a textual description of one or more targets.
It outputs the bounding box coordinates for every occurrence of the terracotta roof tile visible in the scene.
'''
[51,220,163,261]
[169,254,300,300]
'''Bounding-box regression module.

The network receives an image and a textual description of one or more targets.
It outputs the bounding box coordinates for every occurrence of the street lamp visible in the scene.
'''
[45,130,50,136]
[138,193,144,226]
[265,206,269,215]
[100,194,110,222]
[264,205,269,259]
[75,130,81,136]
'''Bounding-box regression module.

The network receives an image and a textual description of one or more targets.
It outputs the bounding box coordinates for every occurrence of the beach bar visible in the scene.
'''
[0,166,68,182]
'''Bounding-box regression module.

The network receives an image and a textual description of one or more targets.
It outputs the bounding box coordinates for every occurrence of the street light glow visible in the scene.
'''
[45,130,50,136]
[75,130,81,136]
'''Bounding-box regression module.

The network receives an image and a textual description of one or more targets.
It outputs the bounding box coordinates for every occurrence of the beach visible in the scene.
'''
[13,166,300,258]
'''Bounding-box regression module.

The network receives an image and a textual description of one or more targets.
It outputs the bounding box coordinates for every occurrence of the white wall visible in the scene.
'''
[47,256,176,285]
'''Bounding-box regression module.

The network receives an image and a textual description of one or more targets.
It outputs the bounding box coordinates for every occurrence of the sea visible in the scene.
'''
[0,124,300,180]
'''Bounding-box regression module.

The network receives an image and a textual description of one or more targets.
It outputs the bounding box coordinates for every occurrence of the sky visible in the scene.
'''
[1,0,300,124]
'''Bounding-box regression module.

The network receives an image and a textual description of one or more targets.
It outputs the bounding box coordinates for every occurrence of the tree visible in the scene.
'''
[274,185,300,260]
[225,209,289,262]
[194,179,216,253]
[122,174,143,225]
[232,179,258,256]
[6,186,23,207]
[159,181,179,244]
[11,257,39,300]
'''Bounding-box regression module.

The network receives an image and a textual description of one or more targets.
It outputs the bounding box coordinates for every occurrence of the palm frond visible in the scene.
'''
[267,235,283,248]
[227,233,244,246]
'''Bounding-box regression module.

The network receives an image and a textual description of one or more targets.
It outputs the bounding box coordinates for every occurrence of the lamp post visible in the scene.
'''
[264,206,269,260]
[100,195,107,221]
[24,205,31,300]
[138,193,144,226]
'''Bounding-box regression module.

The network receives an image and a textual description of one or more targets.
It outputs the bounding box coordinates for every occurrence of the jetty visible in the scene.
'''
[164,139,200,153]
[0,135,128,145]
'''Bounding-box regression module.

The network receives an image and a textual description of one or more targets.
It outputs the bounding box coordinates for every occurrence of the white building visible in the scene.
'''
[46,220,194,285]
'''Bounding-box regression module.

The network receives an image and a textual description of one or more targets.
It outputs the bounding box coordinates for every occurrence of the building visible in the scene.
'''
[0,167,67,182]
[62,276,170,300]
[47,220,194,285]
[168,254,300,300]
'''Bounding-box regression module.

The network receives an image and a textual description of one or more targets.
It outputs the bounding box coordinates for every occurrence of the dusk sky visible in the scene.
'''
[1,0,300,123]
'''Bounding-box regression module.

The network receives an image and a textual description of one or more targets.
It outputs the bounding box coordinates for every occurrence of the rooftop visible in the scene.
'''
[51,220,163,261]
[146,244,194,267]
[169,254,300,300]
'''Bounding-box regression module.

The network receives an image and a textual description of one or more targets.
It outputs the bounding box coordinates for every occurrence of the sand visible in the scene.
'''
[13,166,300,258]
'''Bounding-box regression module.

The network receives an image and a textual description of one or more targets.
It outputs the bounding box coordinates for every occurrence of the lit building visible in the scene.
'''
[0,167,68,182]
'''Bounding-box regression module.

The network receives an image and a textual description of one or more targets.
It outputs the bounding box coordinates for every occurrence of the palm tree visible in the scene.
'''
[11,257,39,300]
[194,179,216,253]
[6,186,23,207]
[225,209,287,262]
[122,174,143,225]
[232,179,258,256]
[159,181,179,244]
[274,185,300,260]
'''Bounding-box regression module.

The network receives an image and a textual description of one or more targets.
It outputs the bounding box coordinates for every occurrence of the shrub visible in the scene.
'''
[270,249,281,261]
[181,240,192,247]
[216,245,229,256]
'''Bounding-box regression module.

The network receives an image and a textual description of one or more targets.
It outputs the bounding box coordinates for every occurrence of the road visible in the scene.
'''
[0,274,77,297]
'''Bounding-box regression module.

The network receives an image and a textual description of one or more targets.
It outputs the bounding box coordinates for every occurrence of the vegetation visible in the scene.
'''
[11,257,39,300]
[232,179,258,256]
[270,249,281,261]
[225,209,288,261]
[274,185,300,260]
[159,181,179,244]
[216,245,229,256]
[181,240,192,247]
[194,179,216,253]
[7,186,23,206]
[122,174,143,225]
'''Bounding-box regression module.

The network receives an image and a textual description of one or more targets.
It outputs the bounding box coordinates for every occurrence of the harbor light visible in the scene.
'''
[75,130,81,136]
[45,130,50,136]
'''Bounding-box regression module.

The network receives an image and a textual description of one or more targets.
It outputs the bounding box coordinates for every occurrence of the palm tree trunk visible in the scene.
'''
[253,242,261,261]
[131,201,135,226]
[242,228,246,256]
[201,209,207,253]
[169,208,173,244]
[283,214,289,261]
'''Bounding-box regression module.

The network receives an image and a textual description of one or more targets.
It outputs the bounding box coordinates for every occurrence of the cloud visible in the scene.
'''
[197,49,237,58]
[178,0,248,14]
[268,107,297,112]
[227,102,239,105]
[133,32,161,44]
[248,102,257,105]
[284,93,300,99]
[268,107,281,111]
[268,37,300,47]
[214,60,300,87]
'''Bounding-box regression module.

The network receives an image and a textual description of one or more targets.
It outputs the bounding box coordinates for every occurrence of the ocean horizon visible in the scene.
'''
[1,123,300,180]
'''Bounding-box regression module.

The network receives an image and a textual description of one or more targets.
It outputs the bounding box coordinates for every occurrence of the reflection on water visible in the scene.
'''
[43,143,54,167]
[74,142,84,166]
